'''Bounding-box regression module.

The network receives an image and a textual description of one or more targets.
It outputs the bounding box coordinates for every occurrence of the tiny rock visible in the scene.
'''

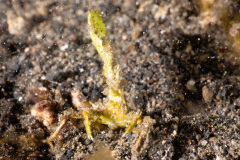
[131,25,143,40]
[202,86,214,103]
[7,11,28,35]
[186,79,196,91]
[153,6,168,21]
[31,100,54,126]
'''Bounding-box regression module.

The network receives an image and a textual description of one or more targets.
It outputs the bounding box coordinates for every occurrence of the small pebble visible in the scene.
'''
[202,86,214,103]
[131,25,143,40]
[153,6,168,21]
[7,11,27,35]
[200,140,208,146]
[186,79,196,91]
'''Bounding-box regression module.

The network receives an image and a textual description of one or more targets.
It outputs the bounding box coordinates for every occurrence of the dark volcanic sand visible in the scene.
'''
[0,0,239,159]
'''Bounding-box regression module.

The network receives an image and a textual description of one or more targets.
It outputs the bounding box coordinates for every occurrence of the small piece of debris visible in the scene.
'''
[202,86,214,103]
